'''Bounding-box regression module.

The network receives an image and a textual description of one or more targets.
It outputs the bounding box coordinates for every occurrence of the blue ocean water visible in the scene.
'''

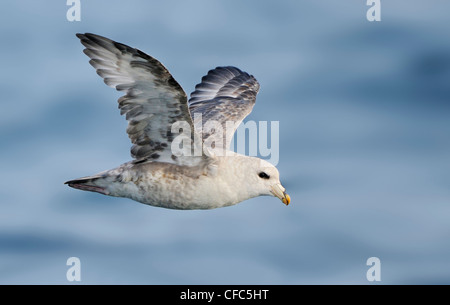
[0,1,449,284]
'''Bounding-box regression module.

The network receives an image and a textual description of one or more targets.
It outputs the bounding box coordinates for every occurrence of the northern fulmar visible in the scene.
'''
[65,33,290,210]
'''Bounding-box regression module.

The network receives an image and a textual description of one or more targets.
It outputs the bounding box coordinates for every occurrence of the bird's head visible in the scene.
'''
[249,158,290,205]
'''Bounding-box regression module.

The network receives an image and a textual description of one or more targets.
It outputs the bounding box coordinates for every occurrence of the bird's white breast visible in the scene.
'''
[104,156,256,210]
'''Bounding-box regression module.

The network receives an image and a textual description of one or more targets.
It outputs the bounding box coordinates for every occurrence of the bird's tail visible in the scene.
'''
[64,174,110,195]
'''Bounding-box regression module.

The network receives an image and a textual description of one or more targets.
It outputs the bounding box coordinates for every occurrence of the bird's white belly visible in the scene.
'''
[107,164,241,210]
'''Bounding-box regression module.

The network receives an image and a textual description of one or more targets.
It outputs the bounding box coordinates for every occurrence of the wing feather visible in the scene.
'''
[77,33,203,165]
[189,66,260,150]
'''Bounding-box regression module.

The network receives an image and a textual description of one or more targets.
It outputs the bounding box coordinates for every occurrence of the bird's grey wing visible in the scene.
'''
[77,33,203,165]
[188,66,260,150]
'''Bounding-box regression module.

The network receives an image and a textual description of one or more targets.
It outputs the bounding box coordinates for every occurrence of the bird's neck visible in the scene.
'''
[214,154,261,203]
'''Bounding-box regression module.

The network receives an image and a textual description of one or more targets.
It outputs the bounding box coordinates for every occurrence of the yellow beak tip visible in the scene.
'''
[282,194,291,206]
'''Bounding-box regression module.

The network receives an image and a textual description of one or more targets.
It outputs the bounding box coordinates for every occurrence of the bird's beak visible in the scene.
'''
[271,183,291,206]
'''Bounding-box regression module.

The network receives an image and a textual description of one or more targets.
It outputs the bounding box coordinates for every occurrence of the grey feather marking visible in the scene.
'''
[189,66,260,149]
[76,33,203,164]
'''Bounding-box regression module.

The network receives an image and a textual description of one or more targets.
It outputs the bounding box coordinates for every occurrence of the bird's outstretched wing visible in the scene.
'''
[188,66,260,151]
[77,33,203,165]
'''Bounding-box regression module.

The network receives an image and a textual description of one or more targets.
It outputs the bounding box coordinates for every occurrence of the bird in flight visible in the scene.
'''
[65,33,290,209]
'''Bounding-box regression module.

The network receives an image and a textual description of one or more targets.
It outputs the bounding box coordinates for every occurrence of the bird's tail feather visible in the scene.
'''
[64,174,110,195]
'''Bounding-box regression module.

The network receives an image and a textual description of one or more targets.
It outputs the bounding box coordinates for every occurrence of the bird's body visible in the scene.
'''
[66,33,290,210]
[69,153,275,210]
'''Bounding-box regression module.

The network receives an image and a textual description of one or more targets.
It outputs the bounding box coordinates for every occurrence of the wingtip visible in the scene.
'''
[76,33,101,41]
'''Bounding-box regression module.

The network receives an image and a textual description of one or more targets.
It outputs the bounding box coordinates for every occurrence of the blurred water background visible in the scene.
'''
[0,0,449,284]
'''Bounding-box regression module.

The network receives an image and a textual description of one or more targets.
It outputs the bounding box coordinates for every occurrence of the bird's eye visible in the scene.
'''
[258,172,270,179]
